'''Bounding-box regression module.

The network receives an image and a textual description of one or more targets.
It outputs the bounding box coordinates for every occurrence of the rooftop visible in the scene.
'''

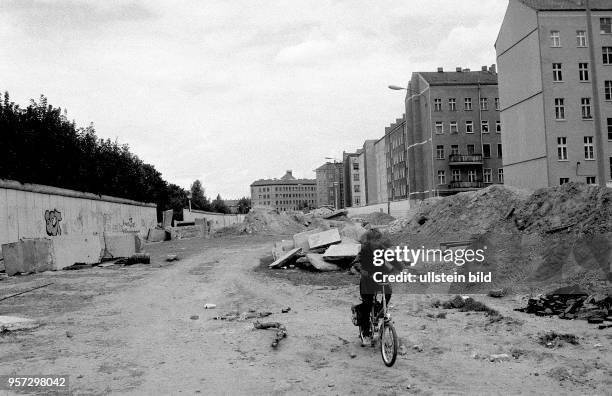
[251,170,315,186]
[418,70,498,86]
[518,0,612,10]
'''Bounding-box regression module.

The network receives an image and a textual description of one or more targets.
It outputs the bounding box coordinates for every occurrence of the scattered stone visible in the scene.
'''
[268,248,302,269]
[0,316,40,332]
[281,307,291,313]
[436,312,447,319]
[413,345,423,352]
[166,254,179,262]
[204,303,217,309]
[489,353,510,362]
[190,315,199,320]
[350,352,357,359]
[488,289,504,298]
[398,345,408,355]
[65,331,73,338]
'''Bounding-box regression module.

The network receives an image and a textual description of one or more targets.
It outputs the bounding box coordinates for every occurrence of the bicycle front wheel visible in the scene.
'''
[380,321,398,367]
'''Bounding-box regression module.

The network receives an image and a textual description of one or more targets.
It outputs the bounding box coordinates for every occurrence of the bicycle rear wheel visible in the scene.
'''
[380,321,398,367]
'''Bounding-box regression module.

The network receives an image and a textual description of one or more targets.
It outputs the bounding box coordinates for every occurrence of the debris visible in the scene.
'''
[488,289,504,298]
[489,353,510,362]
[413,345,423,352]
[436,312,447,319]
[0,282,53,302]
[97,262,115,268]
[398,345,408,355]
[162,209,173,228]
[126,253,150,265]
[147,228,168,242]
[190,315,199,320]
[323,209,348,219]
[65,331,73,338]
[338,222,367,241]
[253,321,287,348]
[538,331,579,348]
[516,288,609,322]
[322,243,360,261]
[0,316,40,332]
[281,307,291,313]
[268,248,302,269]
[204,303,217,309]
[64,263,94,270]
[307,228,341,250]
[166,254,179,262]
[306,253,341,272]
[350,352,357,358]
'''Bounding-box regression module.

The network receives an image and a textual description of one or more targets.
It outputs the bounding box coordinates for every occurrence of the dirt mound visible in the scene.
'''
[389,184,530,243]
[514,182,612,234]
[215,209,308,236]
[351,211,396,225]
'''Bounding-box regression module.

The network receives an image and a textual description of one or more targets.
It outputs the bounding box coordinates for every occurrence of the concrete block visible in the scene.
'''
[307,228,341,250]
[2,239,55,276]
[293,228,323,251]
[281,239,295,251]
[340,222,367,242]
[269,248,301,268]
[104,232,137,258]
[162,209,173,228]
[323,243,361,260]
[306,253,341,272]
[147,228,168,242]
[0,316,40,331]
[52,234,103,270]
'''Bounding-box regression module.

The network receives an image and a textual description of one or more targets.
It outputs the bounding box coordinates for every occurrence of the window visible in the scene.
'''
[480,97,488,111]
[464,97,472,111]
[496,121,501,133]
[436,145,445,159]
[484,169,492,183]
[603,47,612,64]
[554,98,565,120]
[495,98,500,111]
[448,98,457,111]
[354,197,360,205]
[483,144,491,158]
[606,81,612,100]
[560,177,569,185]
[552,63,563,81]
[437,170,446,185]
[465,120,474,133]
[608,118,612,140]
[577,30,587,47]
[610,158,612,180]
[498,169,504,183]
[354,184,360,193]
[558,137,568,160]
[435,121,444,134]
[584,136,594,159]
[581,97,592,119]
[579,62,589,81]
[450,121,458,134]
[451,145,459,155]
[601,17,612,34]
[498,144,503,158]
[586,176,596,185]
[468,170,477,182]
[353,162,359,170]
[452,169,461,182]
[481,120,489,133]
[467,144,475,155]
[550,30,561,47]
[434,98,442,111]
[353,173,359,181]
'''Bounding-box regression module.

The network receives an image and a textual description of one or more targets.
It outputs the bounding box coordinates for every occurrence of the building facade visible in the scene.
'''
[496,0,612,189]
[315,162,344,209]
[250,170,316,211]
[385,116,408,201]
[343,151,362,207]
[405,67,503,200]
[374,137,388,204]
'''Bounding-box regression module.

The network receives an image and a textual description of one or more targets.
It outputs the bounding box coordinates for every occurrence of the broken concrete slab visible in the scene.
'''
[104,233,137,258]
[323,243,361,260]
[272,241,285,261]
[269,248,301,268]
[323,209,348,219]
[52,234,103,270]
[306,253,341,271]
[0,316,40,331]
[281,239,295,251]
[147,228,168,242]
[293,228,323,251]
[339,222,367,242]
[307,228,341,250]
[2,239,55,276]
[162,209,173,228]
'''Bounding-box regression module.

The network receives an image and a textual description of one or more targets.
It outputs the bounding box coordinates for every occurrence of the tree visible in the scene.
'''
[237,197,251,214]
[190,179,210,211]
[165,184,188,221]
[211,194,229,214]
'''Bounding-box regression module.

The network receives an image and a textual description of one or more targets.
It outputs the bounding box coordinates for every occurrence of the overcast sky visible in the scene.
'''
[0,0,508,199]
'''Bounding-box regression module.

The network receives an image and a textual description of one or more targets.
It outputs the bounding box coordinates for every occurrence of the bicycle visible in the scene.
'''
[353,283,398,367]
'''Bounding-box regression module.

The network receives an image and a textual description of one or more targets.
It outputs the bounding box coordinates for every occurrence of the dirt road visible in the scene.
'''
[1,235,610,395]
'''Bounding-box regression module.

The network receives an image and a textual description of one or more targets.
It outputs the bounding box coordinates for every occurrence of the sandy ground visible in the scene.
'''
[0,235,611,395]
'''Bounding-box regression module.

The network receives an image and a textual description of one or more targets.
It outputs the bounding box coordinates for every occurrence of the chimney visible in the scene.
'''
[456,67,462,72]
[437,67,443,72]
[286,170,292,177]
[463,68,471,72]
[489,64,497,74]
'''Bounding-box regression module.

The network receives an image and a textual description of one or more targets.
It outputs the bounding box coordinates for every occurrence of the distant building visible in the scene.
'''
[315,162,344,208]
[374,137,388,204]
[343,151,362,207]
[250,170,316,211]
[357,140,380,205]
[224,199,240,214]
[496,0,612,189]
[384,116,407,201]
[404,66,503,201]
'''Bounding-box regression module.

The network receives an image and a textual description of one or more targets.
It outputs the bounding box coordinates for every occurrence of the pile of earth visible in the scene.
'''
[214,209,308,236]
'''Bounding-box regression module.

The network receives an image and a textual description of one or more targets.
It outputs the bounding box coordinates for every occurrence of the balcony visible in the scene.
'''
[449,154,483,165]
[449,180,484,189]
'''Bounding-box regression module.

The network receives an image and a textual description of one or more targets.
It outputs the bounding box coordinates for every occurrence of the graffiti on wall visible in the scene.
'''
[122,217,136,232]
[44,209,63,236]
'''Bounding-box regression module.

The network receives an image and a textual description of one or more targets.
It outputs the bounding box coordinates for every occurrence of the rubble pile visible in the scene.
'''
[515,285,611,323]
[215,208,309,235]
[351,211,396,225]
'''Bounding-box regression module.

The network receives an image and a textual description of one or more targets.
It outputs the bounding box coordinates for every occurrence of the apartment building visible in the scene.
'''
[250,170,316,211]
[385,116,408,201]
[404,67,503,201]
[374,137,388,204]
[343,151,363,207]
[315,162,344,209]
[496,0,612,189]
